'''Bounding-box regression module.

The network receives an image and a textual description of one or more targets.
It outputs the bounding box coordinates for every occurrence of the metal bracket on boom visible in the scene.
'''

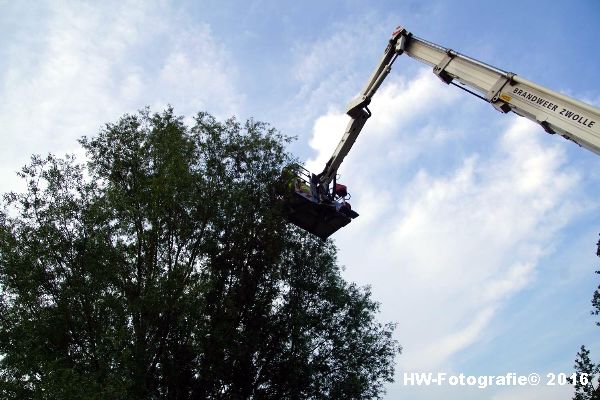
[486,73,515,113]
[433,50,456,84]
[394,30,410,55]
[539,120,557,135]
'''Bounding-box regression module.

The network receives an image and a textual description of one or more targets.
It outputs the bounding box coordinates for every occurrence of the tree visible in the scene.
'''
[0,108,400,399]
[571,346,600,400]
[569,236,600,400]
[592,237,600,327]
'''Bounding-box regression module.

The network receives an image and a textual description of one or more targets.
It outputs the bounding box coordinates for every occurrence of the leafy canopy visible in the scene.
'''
[0,108,400,399]
[570,236,600,400]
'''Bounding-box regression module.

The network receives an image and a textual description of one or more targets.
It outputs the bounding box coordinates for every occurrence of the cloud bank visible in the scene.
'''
[0,1,241,194]
[304,70,584,379]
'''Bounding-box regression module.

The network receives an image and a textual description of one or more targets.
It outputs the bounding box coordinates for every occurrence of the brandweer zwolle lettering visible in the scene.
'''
[511,87,596,128]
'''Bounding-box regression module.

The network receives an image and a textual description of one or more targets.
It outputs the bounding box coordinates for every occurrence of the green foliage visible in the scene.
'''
[570,346,600,400]
[570,236,600,400]
[592,236,600,327]
[0,108,400,399]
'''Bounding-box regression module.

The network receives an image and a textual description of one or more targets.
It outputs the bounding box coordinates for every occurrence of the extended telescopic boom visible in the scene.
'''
[319,26,600,188]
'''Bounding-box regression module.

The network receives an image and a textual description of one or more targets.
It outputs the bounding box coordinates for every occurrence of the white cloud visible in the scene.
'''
[304,70,586,376]
[421,306,496,366]
[305,69,461,174]
[283,14,397,131]
[305,111,348,173]
[365,119,579,371]
[156,23,242,118]
[0,2,241,194]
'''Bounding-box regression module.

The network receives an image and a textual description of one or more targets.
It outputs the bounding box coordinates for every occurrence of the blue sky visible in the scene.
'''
[1,1,599,398]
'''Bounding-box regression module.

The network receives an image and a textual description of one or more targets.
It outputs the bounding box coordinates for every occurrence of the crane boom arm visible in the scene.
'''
[319,26,600,187]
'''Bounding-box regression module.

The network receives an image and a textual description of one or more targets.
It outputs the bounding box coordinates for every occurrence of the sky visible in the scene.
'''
[1,1,599,398]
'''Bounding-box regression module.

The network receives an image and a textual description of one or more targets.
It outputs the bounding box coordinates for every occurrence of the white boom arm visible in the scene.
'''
[319,26,600,187]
